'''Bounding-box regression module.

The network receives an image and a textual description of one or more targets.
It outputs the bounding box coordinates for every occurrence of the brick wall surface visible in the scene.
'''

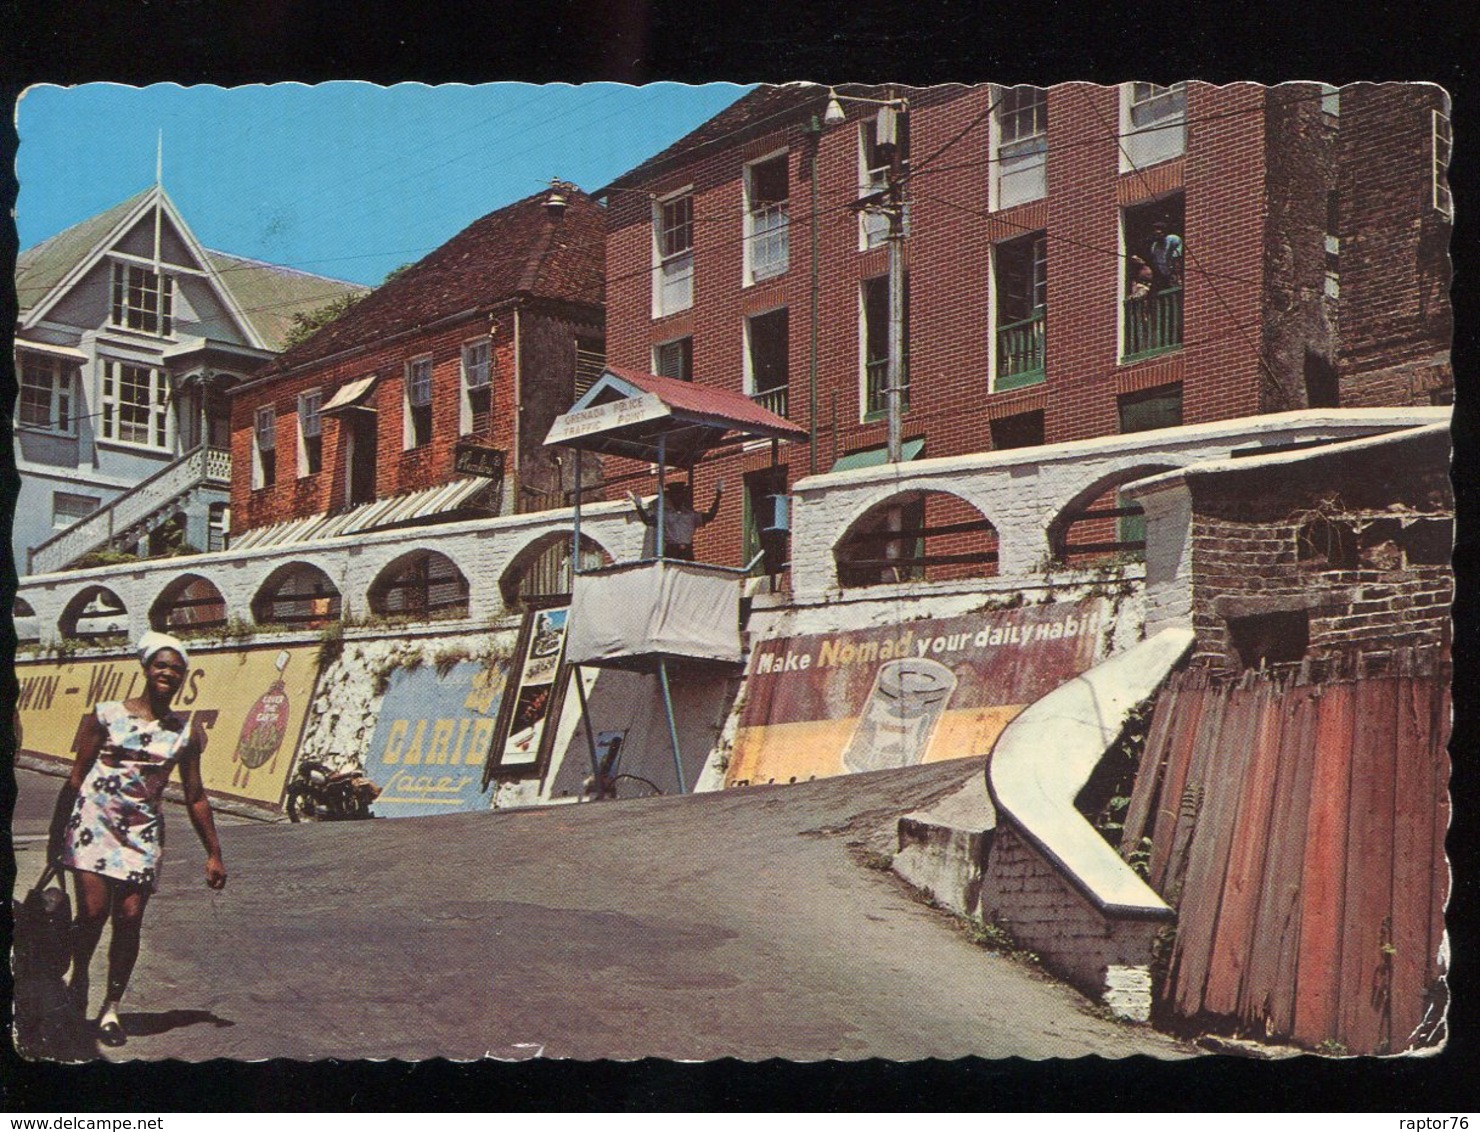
[977,822,1166,997]
[601,82,1448,573]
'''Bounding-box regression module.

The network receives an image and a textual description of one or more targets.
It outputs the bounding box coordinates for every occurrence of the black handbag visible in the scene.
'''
[12,864,95,1059]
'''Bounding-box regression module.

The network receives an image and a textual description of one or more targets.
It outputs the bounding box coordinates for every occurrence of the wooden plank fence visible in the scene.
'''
[1126,653,1450,1054]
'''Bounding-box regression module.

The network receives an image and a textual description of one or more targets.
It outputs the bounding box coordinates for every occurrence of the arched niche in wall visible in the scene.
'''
[368,549,471,622]
[251,562,341,628]
[834,489,999,588]
[151,573,228,633]
[58,585,130,643]
[1047,464,1178,568]
[498,532,612,611]
[14,596,41,644]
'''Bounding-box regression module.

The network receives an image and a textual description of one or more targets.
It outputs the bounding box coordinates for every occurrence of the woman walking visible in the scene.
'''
[47,631,227,1046]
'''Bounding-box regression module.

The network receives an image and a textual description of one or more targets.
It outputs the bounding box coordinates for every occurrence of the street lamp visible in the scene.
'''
[822,87,909,463]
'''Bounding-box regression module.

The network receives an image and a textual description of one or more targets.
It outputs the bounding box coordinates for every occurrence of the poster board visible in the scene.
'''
[362,657,512,817]
[13,644,323,809]
[485,607,571,779]
[726,599,1112,786]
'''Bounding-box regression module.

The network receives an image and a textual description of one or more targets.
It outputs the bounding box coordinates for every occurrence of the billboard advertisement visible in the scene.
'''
[14,644,323,808]
[487,607,570,778]
[726,598,1111,786]
[363,657,513,818]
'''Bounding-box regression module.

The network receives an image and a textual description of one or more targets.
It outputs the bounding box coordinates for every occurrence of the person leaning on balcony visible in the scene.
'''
[1148,220,1184,289]
[629,480,723,561]
[46,631,227,1047]
[1128,255,1154,300]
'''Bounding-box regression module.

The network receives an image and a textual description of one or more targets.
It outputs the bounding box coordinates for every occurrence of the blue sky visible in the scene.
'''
[15,82,752,286]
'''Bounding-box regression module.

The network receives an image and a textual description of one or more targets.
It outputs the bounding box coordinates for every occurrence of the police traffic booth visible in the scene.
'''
[543,367,809,794]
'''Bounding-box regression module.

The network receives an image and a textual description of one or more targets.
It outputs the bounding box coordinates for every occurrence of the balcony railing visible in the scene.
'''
[750,384,789,418]
[1123,286,1183,361]
[747,201,789,280]
[865,358,910,418]
[28,445,231,575]
[995,309,1046,389]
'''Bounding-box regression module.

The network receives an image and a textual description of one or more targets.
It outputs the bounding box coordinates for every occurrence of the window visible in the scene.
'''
[654,191,694,316]
[745,153,790,282]
[574,336,605,399]
[18,354,74,433]
[461,339,492,435]
[993,233,1047,390]
[1121,82,1187,171]
[298,389,323,476]
[990,410,1045,450]
[862,275,909,418]
[1433,108,1453,219]
[405,357,433,448]
[1324,190,1341,299]
[746,309,790,416]
[208,502,230,552]
[253,406,277,489]
[52,491,100,529]
[1122,195,1185,360]
[1118,383,1183,433]
[100,360,171,449]
[654,337,693,381]
[994,86,1048,209]
[859,109,910,249]
[110,262,174,336]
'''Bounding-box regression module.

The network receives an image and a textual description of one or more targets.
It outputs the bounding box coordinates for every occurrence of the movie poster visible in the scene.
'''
[490,607,570,774]
[726,598,1112,786]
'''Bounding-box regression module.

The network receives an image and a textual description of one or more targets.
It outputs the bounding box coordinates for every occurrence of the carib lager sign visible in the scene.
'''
[362,657,513,818]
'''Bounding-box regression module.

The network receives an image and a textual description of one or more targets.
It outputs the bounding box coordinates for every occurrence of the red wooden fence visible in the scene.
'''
[1124,660,1450,1054]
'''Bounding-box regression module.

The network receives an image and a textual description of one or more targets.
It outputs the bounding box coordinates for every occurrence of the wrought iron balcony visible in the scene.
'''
[749,384,790,418]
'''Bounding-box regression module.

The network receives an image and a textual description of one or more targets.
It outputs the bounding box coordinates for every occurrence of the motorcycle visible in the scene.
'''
[284,759,381,822]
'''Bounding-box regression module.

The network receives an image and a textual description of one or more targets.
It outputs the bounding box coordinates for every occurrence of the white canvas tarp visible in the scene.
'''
[566,560,742,667]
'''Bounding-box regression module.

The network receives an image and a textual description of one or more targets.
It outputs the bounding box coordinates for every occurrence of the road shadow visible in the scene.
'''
[119,1009,235,1037]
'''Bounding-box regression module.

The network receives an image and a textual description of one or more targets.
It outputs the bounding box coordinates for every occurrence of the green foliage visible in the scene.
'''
[69,549,140,571]
[1314,1038,1349,1057]
[283,291,365,348]
[317,622,345,668]
[963,919,1040,965]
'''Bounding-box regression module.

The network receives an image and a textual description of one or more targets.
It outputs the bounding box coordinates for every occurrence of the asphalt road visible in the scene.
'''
[12,762,1193,1062]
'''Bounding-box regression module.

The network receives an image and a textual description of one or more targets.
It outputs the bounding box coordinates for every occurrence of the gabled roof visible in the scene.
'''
[545,365,809,467]
[15,187,367,354]
[257,186,605,375]
[15,190,153,315]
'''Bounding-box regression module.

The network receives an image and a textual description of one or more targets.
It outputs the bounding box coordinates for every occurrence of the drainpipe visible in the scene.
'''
[511,303,522,516]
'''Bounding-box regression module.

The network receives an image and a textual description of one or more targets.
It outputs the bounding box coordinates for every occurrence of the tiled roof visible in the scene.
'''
[201,250,370,353]
[599,83,935,194]
[603,365,810,439]
[260,186,605,374]
[14,190,152,314]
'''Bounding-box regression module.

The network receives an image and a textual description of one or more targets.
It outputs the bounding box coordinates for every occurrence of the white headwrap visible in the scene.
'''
[138,630,189,668]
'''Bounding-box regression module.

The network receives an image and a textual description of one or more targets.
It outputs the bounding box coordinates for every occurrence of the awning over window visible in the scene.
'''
[230,477,494,550]
[321,374,379,414]
[830,437,925,473]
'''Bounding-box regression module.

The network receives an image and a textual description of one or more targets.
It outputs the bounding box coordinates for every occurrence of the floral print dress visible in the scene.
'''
[59,701,194,890]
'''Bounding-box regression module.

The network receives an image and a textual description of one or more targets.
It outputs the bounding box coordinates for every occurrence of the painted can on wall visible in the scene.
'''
[841,657,958,773]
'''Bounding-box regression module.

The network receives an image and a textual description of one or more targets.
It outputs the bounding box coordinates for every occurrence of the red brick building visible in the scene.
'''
[596,82,1453,569]
[230,185,604,540]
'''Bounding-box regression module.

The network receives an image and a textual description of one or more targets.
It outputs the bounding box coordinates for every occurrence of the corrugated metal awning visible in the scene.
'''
[230,478,494,550]
[830,437,925,473]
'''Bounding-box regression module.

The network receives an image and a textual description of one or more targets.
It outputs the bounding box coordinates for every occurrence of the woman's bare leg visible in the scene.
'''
[68,871,111,1012]
[103,884,151,1010]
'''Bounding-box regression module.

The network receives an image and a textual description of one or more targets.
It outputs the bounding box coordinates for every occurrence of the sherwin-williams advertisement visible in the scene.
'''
[363,658,512,818]
[725,599,1111,786]
[14,644,323,808]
